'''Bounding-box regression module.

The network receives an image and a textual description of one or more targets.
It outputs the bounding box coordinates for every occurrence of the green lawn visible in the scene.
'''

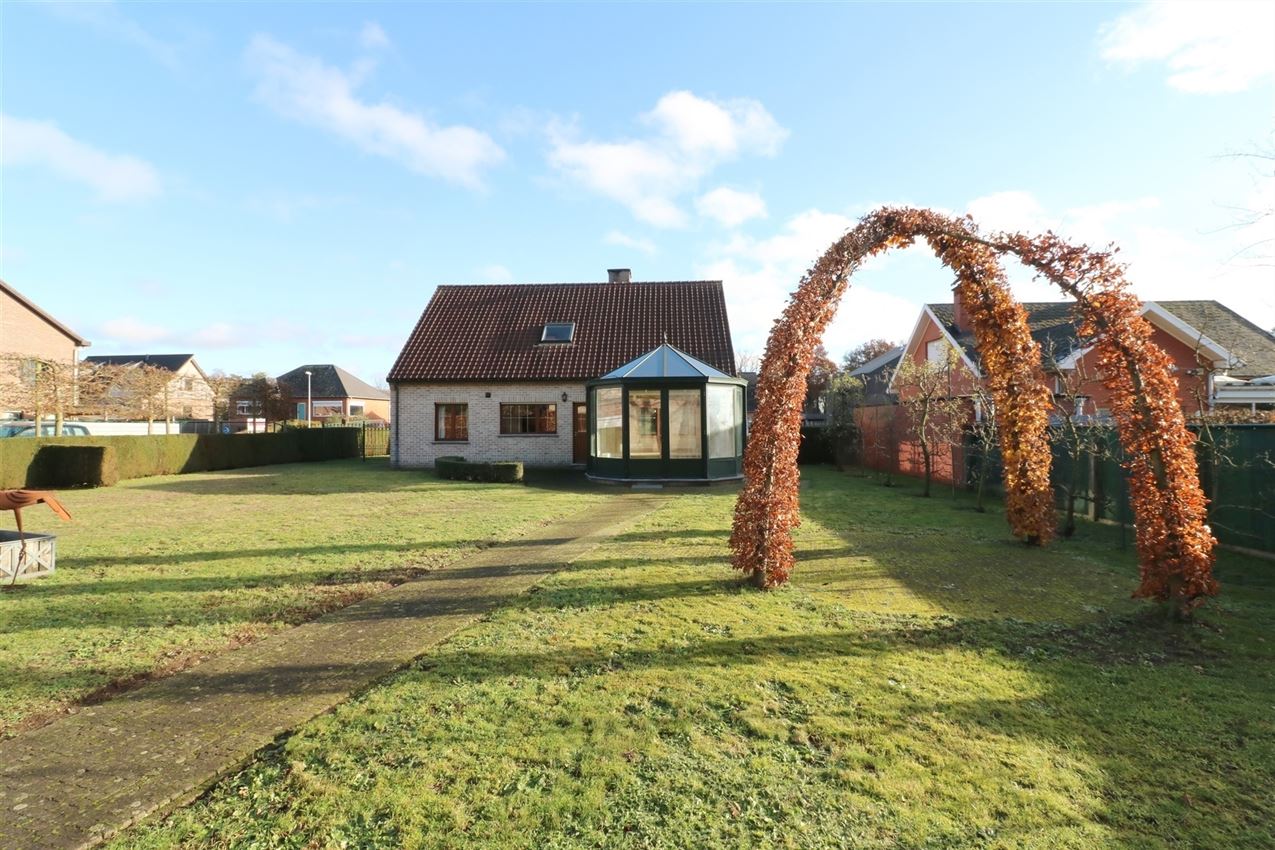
[0,459,606,736]
[109,467,1274,849]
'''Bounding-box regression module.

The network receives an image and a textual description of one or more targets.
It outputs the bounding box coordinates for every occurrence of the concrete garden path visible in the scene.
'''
[0,492,664,850]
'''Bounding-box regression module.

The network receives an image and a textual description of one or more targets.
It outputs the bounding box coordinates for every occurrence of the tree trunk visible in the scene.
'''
[921,441,932,497]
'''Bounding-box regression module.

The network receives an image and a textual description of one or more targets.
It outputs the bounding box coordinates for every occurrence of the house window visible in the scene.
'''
[435,404,468,441]
[181,405,194,418]
[182,377,194,391]
[707,384,742,459]
[926,339,952,364]
[500,403,556,434]
[593,387,622,458]
[349,403,365,416]
[628,390,662,458]
[668,389,702,459]
[236,400,254,415]
[540,323,575,343]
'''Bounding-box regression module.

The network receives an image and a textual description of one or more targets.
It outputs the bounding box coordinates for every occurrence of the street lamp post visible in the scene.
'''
[305,370,312,427]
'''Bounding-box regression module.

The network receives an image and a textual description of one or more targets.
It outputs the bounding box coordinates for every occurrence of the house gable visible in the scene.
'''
[887,305,982,396]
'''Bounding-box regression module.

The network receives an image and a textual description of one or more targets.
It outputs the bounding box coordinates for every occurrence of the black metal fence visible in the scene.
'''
[964,424,1275,555]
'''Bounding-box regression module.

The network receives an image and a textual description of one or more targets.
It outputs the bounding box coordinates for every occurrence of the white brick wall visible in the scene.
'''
[391,382,586,468]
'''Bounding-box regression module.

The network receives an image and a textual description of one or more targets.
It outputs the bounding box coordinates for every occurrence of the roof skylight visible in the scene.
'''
[541,322,575,343]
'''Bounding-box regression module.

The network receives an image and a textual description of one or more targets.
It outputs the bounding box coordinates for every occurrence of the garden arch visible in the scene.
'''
[730,207,1217,616]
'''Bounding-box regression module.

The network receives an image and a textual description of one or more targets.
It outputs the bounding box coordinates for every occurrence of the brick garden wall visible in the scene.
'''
[392,382,586,468]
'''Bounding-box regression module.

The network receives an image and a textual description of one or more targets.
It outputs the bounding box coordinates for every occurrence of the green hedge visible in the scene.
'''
[436,455,524,484]
[0,428,360,489]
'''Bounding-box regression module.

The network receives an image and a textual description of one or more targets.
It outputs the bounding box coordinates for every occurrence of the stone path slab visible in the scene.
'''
[0,494,663,850]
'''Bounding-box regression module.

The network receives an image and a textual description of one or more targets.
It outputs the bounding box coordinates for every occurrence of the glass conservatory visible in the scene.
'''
[587,344,747,482]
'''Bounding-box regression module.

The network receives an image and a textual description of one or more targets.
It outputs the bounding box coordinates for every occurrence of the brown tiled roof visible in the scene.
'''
[388,281,736,382]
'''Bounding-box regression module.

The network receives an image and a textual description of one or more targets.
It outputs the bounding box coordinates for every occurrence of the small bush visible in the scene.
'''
[436,455,524,483]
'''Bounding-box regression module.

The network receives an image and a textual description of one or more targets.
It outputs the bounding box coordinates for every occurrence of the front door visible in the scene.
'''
[573,403,588,464]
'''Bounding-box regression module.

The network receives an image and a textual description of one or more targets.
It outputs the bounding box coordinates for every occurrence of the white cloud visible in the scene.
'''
[358,21,391,50]
[547,90,787,227]
[476,264,515,283]
[1099,1,1275,93]
[604,230,658,255]
[98,316,308,351]
[44,1,180,68]
[0,114,162,202]
[245,35,505,188]
[698,208,921,358]
[964,189,1274,329]
[696,187,768,227]
[99,317,172,345]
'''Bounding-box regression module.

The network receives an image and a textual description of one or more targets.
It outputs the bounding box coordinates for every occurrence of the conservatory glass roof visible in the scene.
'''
[599,344,737,380]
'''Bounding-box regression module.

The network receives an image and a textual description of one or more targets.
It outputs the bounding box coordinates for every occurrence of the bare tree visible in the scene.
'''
[205,371,247,431]
[891,350,966,497]
[966,380,999,513]
[0,354,117,434]
[735,351,762,374]
[112,364,179,434]
[1046,344,1108,537]
[824,371,864,468]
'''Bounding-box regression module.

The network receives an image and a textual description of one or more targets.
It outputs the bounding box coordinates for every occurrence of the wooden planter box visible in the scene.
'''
[0,530,56,582]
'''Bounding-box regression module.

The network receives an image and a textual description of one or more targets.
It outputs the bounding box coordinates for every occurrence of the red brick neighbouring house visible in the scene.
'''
[855,296,1275,484]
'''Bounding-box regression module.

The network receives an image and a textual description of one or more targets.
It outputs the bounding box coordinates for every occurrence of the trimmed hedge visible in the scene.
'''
[0,428,360,489]
[436,455,524,484]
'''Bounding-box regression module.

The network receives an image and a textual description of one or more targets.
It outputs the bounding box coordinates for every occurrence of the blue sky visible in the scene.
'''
[2,1,1272,383]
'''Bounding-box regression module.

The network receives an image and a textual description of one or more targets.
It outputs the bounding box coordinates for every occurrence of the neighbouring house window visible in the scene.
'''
[541,322,575,343]
[500,403,556,435]
[182,377,194,391]
[314,401,343,418]
[628,390,661,458]
[19,359,37,386]
[236,400,254,415]
[926,339,952,364]
[436,403,468,441]
[349,404,365,416]
[707,384,741,459]
[182,405,193,418]
[668,389,702,459]
[593,387,622,458]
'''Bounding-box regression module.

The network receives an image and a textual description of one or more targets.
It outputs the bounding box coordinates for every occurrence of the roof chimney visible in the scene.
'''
[607,268,632,285]
[952,289,972,333]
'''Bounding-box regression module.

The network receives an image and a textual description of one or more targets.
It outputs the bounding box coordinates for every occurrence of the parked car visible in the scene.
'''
[0,422,91,437]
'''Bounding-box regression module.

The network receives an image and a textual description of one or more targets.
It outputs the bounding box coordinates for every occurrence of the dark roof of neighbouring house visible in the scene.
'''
[848,345,904,406]
[925,300,1275,379]
[277,365,390,400]
[388,280,736,382]
[84,353,198,373]
[847,346,905,378]
[1,279,90,347]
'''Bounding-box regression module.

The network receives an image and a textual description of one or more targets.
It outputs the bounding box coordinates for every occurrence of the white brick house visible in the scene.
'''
[388,269,737,469]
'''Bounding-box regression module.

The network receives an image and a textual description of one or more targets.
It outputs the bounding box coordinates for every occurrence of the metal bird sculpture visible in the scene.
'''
[1,490,72,585]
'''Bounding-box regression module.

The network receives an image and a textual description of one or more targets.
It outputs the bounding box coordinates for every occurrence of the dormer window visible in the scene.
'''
[541,322,575,343]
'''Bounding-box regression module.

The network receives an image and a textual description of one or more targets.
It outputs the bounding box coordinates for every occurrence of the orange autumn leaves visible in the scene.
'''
[730,207,1217,616]
[994,232,1217,613]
